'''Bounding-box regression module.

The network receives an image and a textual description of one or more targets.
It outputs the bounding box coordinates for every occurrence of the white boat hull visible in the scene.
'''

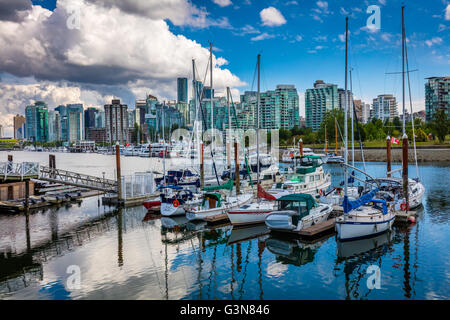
[335,211,395,241]
[160,202,185,216]
[186,194,253,221]
[227,202,275,226]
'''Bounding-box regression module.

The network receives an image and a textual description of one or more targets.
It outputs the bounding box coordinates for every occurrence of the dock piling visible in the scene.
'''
[115,142,122,201]
[386,136,391,177]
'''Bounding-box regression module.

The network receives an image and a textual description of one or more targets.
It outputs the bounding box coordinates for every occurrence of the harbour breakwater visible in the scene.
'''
[308,146,450,162]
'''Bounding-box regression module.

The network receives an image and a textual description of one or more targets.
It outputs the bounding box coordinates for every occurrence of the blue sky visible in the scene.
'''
[175,0,449,109]
[35,0,449,108]
[0,0,448,136]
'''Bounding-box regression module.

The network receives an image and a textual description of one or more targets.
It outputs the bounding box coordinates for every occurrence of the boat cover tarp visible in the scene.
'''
[342,188,381,214]
[277,193,316,211]
[202,178,234,191]
[257,184,276,201]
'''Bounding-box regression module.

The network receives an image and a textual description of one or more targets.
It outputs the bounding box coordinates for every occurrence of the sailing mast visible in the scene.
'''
[256,54,261,202]
[324,124,327,154]
[163,100,166,186]
[344,17,349,201]
[401,6,409,210]
[210,43,214,160]
[350,68,354,167]
[227,87,232,169]
[335,118,338,154]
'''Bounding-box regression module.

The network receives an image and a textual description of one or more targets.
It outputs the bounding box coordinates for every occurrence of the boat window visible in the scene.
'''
[279,200,309,216]
[315,175,320,180]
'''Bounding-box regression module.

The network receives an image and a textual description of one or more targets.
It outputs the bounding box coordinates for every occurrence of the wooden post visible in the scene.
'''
[386,136,391,178]
[299,138,303,157]
[200,142,204,188]
[234,141,240,195]
[115,142,122,201]
[25,179,29,210]
[402,134,409,210]
[148,144,151,157]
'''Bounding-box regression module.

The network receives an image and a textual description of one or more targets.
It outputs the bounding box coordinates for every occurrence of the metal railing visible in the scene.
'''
[39,166,118,192]
[121,172,155,199]
[0,162,40,180]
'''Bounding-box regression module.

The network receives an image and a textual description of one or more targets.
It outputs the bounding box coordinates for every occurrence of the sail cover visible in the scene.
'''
[257,184,276,201]
[342,188,379,214]
[202,178,234,192]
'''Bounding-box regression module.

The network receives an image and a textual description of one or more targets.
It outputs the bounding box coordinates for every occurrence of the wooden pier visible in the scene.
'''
[297,218,336,237]
[203,213,229,224]
[394,210,417,222]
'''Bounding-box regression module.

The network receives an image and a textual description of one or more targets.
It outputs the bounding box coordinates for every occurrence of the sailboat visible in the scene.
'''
[225,54,276,226]
[335,16,395,241]
[372,7,425,211]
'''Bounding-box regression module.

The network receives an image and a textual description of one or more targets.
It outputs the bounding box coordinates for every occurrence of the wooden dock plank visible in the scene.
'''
[204,213,229,224]
[297,218,336,236]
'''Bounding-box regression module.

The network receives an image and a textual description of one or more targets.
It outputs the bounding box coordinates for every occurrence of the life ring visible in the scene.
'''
[173,199,180,207]
[400,202,407,211]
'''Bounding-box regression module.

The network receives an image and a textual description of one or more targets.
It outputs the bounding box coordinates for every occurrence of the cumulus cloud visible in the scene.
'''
[0,0,246,134]
[212,0,232,7]
[84,0,220,28]
[260,7,286,27]
[0,0,31,22]
[446,4,450,20]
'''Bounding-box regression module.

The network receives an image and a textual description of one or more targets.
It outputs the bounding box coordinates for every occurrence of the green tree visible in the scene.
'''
[432,109,449,143]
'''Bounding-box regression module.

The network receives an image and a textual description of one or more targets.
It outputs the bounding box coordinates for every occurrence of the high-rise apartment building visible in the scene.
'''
[105,99,129,144]
[48,110,60,142]
[425,76,449,122]
[372,94,398,123]
[177,77,188,104]
[13,114,26,139]
[66,104,84,142]
[25,101,48,142]
[84,107,98,138]
[305,80,338,131]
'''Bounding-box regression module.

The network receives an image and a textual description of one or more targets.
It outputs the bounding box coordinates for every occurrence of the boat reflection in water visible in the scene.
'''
[336,230,394,260]
[266,235,331,266]
[227,224,270,245]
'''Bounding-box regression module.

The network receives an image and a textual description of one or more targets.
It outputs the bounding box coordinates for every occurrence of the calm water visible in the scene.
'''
[0,151,449,300]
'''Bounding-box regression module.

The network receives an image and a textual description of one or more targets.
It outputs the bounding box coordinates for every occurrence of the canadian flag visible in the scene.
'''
[391,137,400,145]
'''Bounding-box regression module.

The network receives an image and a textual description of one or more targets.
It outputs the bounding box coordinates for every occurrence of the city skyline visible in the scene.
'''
[0,0,449,136]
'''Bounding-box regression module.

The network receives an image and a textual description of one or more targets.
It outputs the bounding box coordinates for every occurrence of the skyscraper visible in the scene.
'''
[13,114,26,139]
[66,104,84,142]
[305,80,338,131]
[84,107,98,138]
[177,77,188,103]
[372,94,398,123]
[48,110,60,142]
[425,76,449,122]
[25,101,48,142]
[105,99,129,144]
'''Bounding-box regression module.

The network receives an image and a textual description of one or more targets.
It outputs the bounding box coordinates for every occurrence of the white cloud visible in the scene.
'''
[260,7,286,27]
[425,37,443,47]
[251,32,275,41]
[295,35,303,41]
[446,4,450,20]
[285,1,298,5]
[316,1,328,11]
[0,0,246,135]
[212,0,232,7]
[86,0,224,28]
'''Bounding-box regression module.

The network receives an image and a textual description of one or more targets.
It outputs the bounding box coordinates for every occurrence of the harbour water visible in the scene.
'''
[0,151,449,300]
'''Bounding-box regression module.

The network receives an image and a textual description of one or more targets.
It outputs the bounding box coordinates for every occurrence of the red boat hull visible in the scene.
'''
[142,200,161,210]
